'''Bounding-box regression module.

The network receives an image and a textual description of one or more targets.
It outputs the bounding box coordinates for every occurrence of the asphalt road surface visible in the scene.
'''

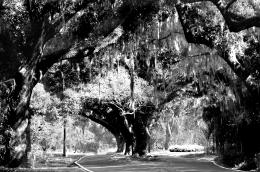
[77,154,235,172]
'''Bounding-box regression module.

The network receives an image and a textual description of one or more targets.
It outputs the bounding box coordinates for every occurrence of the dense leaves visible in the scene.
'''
[0,0,260,169]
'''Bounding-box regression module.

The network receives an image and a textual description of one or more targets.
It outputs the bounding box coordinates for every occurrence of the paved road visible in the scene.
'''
[77,154,235,172]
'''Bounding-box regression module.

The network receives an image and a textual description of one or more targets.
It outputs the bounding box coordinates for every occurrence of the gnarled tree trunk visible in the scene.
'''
[132,114,152,156]
[3,65,40,167]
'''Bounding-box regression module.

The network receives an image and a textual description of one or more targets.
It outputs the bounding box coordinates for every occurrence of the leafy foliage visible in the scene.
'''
[79,67,153,104]
[30,83,115,155]
[1,0,260,168]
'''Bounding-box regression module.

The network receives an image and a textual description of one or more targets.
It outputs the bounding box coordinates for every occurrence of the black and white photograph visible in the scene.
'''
[0,0,260,171]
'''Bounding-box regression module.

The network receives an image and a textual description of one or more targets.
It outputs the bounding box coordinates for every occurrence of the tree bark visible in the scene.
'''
[132,115,150,156]
[124,132,134,155]
[115,134,125,153]
[21,109,32,168]
[3,65,39,167]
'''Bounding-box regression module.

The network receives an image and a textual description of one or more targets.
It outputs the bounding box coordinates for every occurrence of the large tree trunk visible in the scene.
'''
[132,115,150,156]
[124,133,134,155]
[120,124,134,155]
[22,109,32,168]
[3,66,40,167]
[115,134,125,153]
[117,116,134,155]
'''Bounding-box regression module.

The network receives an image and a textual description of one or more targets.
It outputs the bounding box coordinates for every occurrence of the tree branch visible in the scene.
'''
[226,0,237,10]
[212,0,260,32]
[108,101,135,116]
[175,1,260,95]
[177,0,260,32]
[227,16,260,32]
[94,26,124,53]
[81,111,120,136]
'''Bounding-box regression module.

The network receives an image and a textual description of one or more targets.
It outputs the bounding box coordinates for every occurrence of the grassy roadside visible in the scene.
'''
[0,167,84,172]
[0,153,86,172]
[32,153,84,168]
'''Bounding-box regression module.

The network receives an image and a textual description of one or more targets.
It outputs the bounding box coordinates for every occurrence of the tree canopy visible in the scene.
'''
[0,0,260,168]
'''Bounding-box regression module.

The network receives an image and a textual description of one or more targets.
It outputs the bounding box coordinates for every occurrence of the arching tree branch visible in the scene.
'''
[177,0,260,32]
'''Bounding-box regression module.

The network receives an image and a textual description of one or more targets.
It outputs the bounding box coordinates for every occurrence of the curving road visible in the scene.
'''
[77,154,235,172]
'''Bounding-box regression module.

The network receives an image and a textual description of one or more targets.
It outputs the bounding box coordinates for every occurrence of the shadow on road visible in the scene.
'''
[77,152,234,172]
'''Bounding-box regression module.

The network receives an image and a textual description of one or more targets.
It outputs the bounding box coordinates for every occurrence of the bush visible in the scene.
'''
[169,145,204,152]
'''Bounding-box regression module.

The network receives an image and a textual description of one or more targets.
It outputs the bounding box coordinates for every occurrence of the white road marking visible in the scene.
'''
[75,156,94,172]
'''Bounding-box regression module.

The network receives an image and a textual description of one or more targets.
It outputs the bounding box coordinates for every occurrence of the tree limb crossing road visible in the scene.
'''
[77,154,235,172]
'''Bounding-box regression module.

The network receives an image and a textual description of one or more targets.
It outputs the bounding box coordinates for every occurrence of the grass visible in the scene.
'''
[33,153,84,168]
[0,153,85,172]
[0,167,84,172]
